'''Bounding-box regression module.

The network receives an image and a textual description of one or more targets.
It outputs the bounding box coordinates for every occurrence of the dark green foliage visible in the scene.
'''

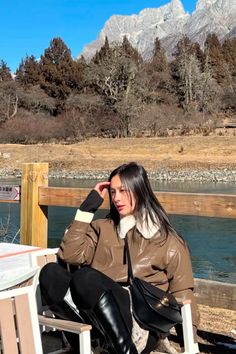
[121,36,142,64]
[18,85,57,115]
[139,38,172,107]
[15,55,42,87]
[92,36,110,64]
[222,38,236,77]
[204,33,229,84]
[151,37,168,72]
[0,60,12,81]
[39,37,80,100]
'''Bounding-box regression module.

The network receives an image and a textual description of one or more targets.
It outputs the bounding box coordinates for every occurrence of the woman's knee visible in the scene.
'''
[70,267,107,309]
[39,262,72,306]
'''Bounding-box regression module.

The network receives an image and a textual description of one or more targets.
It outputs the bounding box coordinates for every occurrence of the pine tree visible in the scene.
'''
[73,56,88,91]
[121,36,141,63]
[15,55,41,86]
[222,38,236,77]
[40,37,78,100]
[0,60,12,81]
[139,37,171,106]
[221,38,236,113]
[204,33,229,84]
[151,37,168,72]
[92,36,111,64]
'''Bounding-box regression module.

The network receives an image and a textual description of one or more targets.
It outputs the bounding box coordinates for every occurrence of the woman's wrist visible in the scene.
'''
[79,189,104,213]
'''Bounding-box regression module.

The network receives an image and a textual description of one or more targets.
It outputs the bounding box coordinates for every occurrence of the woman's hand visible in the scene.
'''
[94,181,110,199]
[79,181,110,212]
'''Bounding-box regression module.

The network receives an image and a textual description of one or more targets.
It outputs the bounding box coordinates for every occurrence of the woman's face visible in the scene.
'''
[110,174,136,217]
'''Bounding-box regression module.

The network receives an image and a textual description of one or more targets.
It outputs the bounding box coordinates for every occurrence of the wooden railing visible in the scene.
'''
[1,162,236,310]
[18,163,236,248]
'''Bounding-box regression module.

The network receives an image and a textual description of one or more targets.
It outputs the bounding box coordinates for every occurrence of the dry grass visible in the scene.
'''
[199,304,236,335]
[1,136,236,174]
[169,305,236,354]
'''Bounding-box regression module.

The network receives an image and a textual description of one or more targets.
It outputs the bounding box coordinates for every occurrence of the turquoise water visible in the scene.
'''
[1,178,236,283]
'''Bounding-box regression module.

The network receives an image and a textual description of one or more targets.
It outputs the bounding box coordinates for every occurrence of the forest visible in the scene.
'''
[0,34,235,143]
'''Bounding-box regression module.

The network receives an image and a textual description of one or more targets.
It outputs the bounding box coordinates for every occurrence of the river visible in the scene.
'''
[0,177,236,284]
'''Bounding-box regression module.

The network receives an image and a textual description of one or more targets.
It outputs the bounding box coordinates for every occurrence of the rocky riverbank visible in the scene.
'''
[1,166,236,183]
[49,167,236,182]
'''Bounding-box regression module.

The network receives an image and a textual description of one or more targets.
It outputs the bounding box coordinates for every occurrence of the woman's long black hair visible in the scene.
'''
[108,162,180,240]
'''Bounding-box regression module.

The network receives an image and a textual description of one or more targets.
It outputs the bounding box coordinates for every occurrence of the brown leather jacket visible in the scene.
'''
[58,214,200,329]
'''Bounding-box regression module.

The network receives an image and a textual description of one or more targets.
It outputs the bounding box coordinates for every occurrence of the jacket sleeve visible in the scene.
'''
[57,210,99,266]
[57,189,103,265]
[166,243,200,332]
[167,243,194,292]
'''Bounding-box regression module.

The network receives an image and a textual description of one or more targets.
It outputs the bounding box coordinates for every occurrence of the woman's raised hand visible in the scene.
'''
[94,181,111,199]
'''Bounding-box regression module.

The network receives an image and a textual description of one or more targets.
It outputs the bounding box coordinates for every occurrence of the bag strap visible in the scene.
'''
[124,237,134,282]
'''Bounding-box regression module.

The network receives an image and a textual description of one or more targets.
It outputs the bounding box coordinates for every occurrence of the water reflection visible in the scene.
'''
[170,215,236,283]
[49,177,236,195]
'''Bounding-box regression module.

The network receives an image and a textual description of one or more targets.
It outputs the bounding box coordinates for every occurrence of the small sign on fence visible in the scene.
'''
[0,185,20,201]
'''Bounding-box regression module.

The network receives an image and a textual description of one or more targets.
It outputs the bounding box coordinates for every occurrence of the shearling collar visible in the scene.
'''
[117,213,160,239]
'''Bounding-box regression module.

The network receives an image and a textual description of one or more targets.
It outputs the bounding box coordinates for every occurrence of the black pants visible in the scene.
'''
[70,266,132,327]
[39,263,159,353]
[40,263,132,326]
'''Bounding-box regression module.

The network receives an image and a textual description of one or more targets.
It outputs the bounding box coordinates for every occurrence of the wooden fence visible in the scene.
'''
[1,163,236,311]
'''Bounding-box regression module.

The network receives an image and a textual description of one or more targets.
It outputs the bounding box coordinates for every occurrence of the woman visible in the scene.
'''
[40,162,199,354]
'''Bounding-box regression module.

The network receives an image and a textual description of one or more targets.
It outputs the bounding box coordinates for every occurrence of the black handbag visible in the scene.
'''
[125,237,182,334]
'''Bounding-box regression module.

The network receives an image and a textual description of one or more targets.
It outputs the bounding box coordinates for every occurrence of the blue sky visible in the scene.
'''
[0,0,197,73]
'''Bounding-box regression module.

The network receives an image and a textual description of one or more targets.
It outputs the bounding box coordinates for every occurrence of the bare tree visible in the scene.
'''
[89,40,142,136]
[0,82,18,123]
[197,52,221,113]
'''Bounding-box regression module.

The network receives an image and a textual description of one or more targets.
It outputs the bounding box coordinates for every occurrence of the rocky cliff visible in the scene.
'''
[81,0,236,61]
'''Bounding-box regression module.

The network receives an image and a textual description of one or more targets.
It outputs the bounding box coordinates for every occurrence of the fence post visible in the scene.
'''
[20,163,49,247]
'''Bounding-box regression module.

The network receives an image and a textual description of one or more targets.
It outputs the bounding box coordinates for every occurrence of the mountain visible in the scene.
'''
[80,0,236,61]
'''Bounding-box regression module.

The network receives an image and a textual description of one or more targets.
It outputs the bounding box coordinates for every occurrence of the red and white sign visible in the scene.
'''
[0,185,20,201]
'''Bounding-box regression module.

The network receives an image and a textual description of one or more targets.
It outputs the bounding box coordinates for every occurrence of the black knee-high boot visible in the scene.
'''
[88,290,138,354]
[49,300,85,323]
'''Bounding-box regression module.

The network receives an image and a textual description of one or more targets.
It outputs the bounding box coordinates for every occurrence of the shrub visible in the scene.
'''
[0,111,66,143]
